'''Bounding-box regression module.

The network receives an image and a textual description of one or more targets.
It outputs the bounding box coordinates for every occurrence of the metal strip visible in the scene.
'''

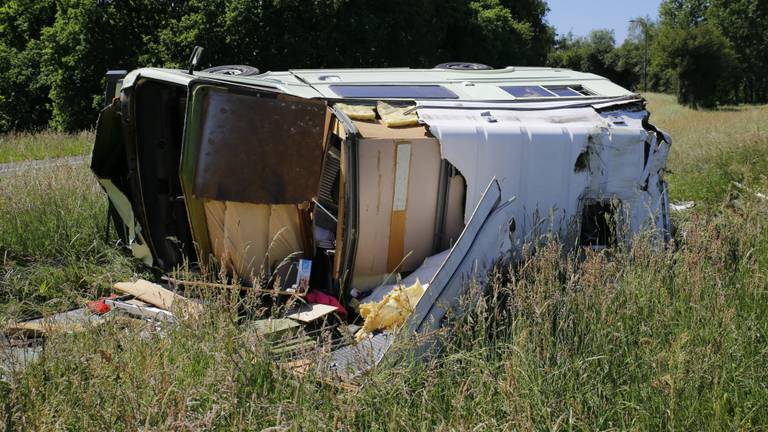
[392,143,411,211]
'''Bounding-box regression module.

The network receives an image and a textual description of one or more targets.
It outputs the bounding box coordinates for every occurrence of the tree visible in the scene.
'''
[39,0,185,131]
[154,0,555,70]
[0,0,56,132]
[658,0,768,105]
[706,0,768,103]
[547,30,639,90]
[0,0,555,132]
[655,23,736,108]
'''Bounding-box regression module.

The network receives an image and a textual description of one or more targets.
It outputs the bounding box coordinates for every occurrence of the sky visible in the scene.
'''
[545,0,662,43]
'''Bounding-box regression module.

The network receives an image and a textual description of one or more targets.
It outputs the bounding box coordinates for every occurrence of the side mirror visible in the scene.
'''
[187,46,204,75]
[103,70,127,108]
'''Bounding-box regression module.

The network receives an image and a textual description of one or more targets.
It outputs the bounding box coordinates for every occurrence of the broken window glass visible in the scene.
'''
[544,86,582,97]
[501,85,556,98]
[572,85,596,96]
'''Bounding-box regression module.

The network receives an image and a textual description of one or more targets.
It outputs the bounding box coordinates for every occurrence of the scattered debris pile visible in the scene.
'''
[1,276,426,385]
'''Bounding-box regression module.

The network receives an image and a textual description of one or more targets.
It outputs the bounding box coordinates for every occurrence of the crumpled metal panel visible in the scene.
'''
[417,102,671,245]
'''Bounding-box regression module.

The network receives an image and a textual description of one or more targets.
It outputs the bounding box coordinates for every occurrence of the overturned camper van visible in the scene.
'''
[91,63,671,378]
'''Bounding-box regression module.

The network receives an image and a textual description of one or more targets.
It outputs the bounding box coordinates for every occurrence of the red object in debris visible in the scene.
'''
[306,290,347,318]
[87,294,120,315]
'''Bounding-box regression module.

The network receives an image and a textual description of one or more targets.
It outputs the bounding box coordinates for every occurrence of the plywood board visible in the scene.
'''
[353,120,430,140]
[401,138,441,271]
[353,138,396,285]
[286,303,339,323]
[353,135,443,288]
[205,202,303,279]
[443,174,467,248]
[113,279,203,317]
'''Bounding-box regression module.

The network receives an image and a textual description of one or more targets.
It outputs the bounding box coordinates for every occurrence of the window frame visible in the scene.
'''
[329,84,459,100]
[501,84,598,99]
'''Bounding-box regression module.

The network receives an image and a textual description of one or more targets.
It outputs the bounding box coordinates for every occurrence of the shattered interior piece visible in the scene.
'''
[356,280,426,341]
[334,103,377,120]
[376,101,419,127]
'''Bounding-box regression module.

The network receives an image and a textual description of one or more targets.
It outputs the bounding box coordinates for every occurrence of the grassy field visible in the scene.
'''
[1,94,767,430]
[0,131,93,164]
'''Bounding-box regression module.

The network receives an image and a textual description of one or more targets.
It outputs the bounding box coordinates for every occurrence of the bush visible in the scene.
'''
[656,24,737,108]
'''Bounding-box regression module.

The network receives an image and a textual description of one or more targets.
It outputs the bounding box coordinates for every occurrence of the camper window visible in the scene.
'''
[329,85,458,99]
[544,85,595,97]
[503,84,597,98]
[501,85,556,98]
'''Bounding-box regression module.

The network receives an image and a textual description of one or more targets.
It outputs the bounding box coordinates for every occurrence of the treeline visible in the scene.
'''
[0,0,766,133]
[549,0,768,109]
[0,0,552,132]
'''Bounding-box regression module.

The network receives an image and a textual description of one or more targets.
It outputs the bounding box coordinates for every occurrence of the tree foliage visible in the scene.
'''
[1,0,767,131]
[0,0,56,131]
[0,0,553,132]
[656,0,766,106]
[547,30,638,90]
[654,23,736,108]
[547,0,767,108]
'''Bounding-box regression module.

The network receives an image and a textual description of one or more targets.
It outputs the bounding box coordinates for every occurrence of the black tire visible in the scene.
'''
[202,65,260,76]
[434,62,493,70]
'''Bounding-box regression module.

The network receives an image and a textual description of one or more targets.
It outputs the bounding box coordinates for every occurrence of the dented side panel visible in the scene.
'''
[418,103,672,247]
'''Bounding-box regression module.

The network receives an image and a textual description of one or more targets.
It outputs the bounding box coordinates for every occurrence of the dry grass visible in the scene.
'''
[1,95,768,430]
[645,93,768,206]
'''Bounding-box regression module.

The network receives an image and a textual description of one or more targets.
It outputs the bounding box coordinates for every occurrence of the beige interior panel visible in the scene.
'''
[267,205,303,264]
[353,138,396,285]
[204,201,302,279]
[204,200,227,265]
[402,138,441,271]
[352,129,443,290]
[444,174,466,249]
[224,202,271,278]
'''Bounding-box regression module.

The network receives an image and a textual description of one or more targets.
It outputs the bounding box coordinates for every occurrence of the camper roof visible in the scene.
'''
[121,66,635,102]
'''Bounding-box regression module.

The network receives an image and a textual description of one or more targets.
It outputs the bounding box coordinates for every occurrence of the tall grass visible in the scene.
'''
[1,96,768,430]
[646,93,768,207]
[0,164,149,321]
[0,130,93,164]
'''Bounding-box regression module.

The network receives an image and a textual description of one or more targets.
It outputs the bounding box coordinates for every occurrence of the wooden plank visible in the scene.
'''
[113,279,203,317]
[387,210,407,272]
[4,308,102,337]
[286,303,338,323]
[333,136,347,279]
[163,276,305,298]
[5,320,83,337]
[387,142,411,272]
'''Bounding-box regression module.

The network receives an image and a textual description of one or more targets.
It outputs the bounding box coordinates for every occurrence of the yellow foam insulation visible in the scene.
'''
[355,280,426,341]
[376,101,419,127]
[334,103,377,120]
